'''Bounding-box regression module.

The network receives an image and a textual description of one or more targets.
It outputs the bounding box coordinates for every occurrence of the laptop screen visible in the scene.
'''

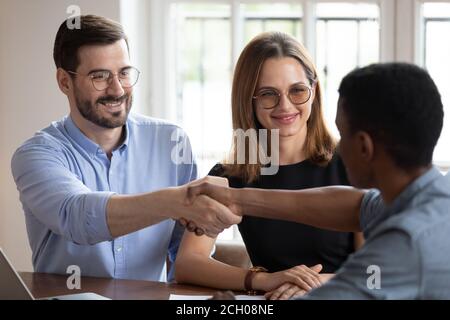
[0,248,34,300]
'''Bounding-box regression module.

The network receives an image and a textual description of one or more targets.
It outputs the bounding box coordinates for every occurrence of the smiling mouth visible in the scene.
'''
[96,96,128,112]
[272,113,300,122]
[99,100,123,107]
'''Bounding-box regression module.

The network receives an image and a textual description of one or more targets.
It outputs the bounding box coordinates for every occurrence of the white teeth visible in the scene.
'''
[103,101,122,107]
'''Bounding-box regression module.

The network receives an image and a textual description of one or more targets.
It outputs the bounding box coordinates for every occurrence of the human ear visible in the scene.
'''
[356,131,374,163]
[56,68,72,95]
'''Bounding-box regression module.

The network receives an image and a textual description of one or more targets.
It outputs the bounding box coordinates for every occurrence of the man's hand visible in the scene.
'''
[106,176,240,238]
[176,176,242,237]
[319,273,335,283]
[264,283,307,300]
[253,264,323,293]
[185,176,242,215]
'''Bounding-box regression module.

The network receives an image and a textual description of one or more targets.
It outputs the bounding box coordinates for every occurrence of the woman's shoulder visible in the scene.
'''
[323,152,349,184]
[328,152,346,169]
[208,163,226,177]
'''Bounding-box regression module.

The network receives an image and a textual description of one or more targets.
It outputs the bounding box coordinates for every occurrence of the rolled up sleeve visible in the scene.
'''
[360,189,385,237]
[11,144,114,245]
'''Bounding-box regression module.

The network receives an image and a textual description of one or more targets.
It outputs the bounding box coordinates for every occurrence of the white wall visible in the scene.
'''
[0,0,121,271]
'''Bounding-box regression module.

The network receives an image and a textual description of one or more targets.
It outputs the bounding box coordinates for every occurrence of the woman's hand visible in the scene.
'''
[253,264,323,292]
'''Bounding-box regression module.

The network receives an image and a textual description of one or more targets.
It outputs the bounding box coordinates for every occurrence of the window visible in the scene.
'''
[242,3,303,43]
[421,2,450,167]
[316,3,380,136]
[172,3,232,177]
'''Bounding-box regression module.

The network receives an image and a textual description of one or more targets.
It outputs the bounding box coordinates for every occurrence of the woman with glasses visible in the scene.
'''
[175,32,364,299]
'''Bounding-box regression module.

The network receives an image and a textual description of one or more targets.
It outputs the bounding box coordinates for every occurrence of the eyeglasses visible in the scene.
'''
[67,66,140,91]
[252,84,313,109]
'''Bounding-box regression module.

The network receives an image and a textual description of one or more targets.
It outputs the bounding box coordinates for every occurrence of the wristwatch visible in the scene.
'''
[244,266,268,295]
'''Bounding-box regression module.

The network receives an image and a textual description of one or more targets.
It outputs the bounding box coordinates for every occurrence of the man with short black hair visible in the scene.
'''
[11,15,240,282]
[189,63,450,299]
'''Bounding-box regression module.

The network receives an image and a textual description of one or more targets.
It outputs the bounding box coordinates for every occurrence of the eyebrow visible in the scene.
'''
[256,81,310,91]
[87,66,133,74]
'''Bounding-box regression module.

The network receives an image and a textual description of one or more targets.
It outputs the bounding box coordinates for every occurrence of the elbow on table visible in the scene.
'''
[173,254,191,284]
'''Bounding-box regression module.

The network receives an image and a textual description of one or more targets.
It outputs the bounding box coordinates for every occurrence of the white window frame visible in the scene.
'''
[136,1,449,101]
[141,0,398,118]
[414,0,450,172]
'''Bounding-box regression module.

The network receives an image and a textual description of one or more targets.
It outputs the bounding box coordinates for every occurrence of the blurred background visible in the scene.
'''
[1,0,449,271]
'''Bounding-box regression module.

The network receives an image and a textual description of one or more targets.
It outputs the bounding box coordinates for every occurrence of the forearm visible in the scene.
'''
[233,186,365,232]
[175,253,248,290]
[107,188,180,238]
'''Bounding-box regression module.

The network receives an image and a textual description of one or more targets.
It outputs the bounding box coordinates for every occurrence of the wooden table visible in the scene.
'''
[19,272,228,300]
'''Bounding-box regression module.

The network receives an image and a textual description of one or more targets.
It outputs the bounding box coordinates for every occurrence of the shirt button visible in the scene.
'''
[117,247,122,252]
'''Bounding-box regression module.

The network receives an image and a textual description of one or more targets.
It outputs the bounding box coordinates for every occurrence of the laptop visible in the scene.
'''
[0,248,110,300]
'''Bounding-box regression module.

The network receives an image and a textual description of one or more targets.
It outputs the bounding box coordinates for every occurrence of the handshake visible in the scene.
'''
[172,176,338,300]
[177,176,242,238]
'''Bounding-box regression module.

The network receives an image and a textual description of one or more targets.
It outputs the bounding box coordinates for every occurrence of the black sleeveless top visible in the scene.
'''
[208,155,354,273]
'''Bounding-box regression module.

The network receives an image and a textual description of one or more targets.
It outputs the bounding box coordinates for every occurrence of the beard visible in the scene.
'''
[74,89,133,129]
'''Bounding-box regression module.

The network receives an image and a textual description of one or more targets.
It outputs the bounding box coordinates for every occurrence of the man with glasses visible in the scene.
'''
[11,15,240,282]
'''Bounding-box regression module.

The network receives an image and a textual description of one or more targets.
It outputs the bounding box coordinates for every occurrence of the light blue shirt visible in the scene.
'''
[11,113,197,281]
[303,167,450,299]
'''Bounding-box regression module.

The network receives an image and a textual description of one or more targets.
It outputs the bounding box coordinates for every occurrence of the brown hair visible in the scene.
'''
[223,31,336,183]
[53,14,128,72]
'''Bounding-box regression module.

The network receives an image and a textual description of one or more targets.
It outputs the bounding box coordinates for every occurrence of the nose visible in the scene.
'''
[106,74,125,97]
[276,93,292,111]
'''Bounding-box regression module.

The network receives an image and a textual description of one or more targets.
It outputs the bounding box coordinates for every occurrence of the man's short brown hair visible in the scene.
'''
[53,14,128,72]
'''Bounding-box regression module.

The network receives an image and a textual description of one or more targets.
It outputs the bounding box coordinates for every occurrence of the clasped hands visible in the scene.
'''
[178,176,241,238]
[208,266,334,300]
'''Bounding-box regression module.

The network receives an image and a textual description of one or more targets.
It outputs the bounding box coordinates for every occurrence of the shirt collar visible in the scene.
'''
[118,121,130,154]
[64,116,129,157]
[386,166,442,216]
